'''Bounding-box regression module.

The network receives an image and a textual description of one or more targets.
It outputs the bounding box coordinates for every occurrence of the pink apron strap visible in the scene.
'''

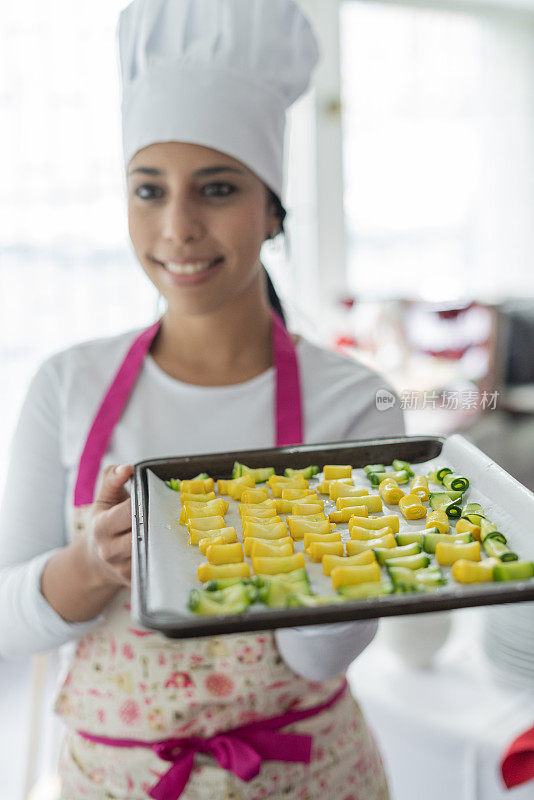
[73,311,303,507]
[73,321,162,506]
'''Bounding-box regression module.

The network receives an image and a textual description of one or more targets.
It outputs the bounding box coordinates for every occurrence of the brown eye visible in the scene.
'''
[202,183,236,198]
[135,184,164,200]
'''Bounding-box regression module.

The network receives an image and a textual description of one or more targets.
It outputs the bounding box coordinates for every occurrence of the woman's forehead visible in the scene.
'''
[128,142,252,177]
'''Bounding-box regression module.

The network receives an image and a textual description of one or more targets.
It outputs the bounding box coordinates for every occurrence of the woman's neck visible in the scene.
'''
[150,278,274,386]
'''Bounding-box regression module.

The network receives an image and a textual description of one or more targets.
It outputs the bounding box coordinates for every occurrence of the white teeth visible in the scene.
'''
[164,260,216,275]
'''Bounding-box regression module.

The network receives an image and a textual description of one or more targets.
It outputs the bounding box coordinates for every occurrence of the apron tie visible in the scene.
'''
[77,679,347,800]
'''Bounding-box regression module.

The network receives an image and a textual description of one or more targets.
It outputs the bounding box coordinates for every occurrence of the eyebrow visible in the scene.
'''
[128,165,247,177]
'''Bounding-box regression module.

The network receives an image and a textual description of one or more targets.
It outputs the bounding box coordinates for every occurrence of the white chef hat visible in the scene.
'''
[117,0,320,200]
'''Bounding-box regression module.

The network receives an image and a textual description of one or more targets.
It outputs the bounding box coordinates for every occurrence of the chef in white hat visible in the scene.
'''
[0,0,402,797]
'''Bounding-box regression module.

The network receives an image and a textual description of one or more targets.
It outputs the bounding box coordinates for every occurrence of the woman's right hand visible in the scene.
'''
[85,464,135,588]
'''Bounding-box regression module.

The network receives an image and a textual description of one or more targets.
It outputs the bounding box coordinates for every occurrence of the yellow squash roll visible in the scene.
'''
[268,474,308,486]
[239,500,276,515]
[179,499,228,523]
[240,487,270,504]
[180,491,216,503]
[451,558,497,583]
[322,550,376,576]
[242,521,287,540]
[281,487,314,501]
[346,534,397,556]
[187,515,226,533]
[272,499,293,514]
[197,562,250,582]
[291,502,324,516]
[241,509,279,523]
[456,518,481,541]
[411,476,429,501]
[324,465,353,480]
[316,478,353,495]
[248,539,294,558]
[349,515,400,533]
[331,562,381,590]
[303,531,342,549]
[269,478,308,497]
[426,510,449,534]
[306,541,344,562]
[337,495,382,513]
[398,494,427,520]
[329,506,368,523]
[190,527,237,546]
[251,553,306,575]
[206,542,244,565]
[286,516,329,539]
[435,540,481,566]
[329,484,367,501]
[217,479,230,495]
[227,476,256,500]
[350,525,392,541]
[378,478,405,505]
[180,478,214,494]
[198,530,238,554]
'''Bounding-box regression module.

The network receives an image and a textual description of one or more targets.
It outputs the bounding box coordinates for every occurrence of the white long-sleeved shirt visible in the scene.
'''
[0,328,404,678]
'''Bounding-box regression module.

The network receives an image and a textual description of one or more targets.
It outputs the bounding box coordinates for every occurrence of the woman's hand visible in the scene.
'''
[86,464,135,588]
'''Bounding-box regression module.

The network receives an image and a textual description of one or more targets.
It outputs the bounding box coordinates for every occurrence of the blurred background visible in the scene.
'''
[1,1,534,796]
[2,0,534,499]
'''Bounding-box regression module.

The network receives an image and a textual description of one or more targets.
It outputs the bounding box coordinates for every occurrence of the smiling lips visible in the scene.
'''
[161,258,222,275]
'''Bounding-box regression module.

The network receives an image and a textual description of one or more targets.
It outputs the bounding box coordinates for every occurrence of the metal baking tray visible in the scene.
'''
[131,434,534,638]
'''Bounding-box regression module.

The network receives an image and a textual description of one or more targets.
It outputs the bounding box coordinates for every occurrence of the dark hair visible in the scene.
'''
[264,188,287,325]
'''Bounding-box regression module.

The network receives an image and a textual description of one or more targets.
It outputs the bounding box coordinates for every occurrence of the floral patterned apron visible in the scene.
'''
[55,312,389,800]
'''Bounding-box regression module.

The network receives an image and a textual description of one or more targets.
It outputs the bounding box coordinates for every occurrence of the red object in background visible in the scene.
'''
[500,725,534,788]
[339,296,356,310]
[335,335,358,350]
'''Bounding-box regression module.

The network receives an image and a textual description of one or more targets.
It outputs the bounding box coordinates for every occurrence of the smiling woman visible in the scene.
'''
[0,1,403,798]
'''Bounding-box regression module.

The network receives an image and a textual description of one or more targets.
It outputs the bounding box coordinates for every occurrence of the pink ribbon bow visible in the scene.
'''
[78,680,347,800]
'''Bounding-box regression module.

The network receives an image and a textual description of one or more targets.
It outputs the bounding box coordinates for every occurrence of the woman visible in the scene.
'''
[0,1,403,798]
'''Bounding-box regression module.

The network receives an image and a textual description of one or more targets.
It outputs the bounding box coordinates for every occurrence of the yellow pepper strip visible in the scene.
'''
[331,562,381,590]
[197,562,250,582]
[242,522,288,540]
[269,478,308,497]
[322,550,376,576]
[288,518,336,540]
[411,476,429,501]
[251,553,306,575]
[329,484,367,501]
[179,499,228,523]
[217,479,229,495]
[248,539,294,558]
[324,465,353,480]
[456,518,481,541]
[426,510,449,534]
[378,478,405,505]
[197,528,238,552]
[398,494,427,520]
[180,478,214,494]
[272,499,293,514]
[350,525,392,541]
[244,536,291,557]
[337,495,383,513]
[349,515,400,533]
[329,506,368,523]
[286,514,327,533]
[180,491,216,503]
[292,502,324,516]
[435,540,481,566]
[206,542,244,565]
[303,531,342,549]
[346,534,397,556]
[306,541,344,562]
[452,557,498,583]
[227,476,256,500]
[187,515,227,533]
[281,487,315,501]
[240,488,271,505]
[316,478,353,495]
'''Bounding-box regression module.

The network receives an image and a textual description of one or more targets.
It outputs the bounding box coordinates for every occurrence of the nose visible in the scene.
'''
[161,196,205,244]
